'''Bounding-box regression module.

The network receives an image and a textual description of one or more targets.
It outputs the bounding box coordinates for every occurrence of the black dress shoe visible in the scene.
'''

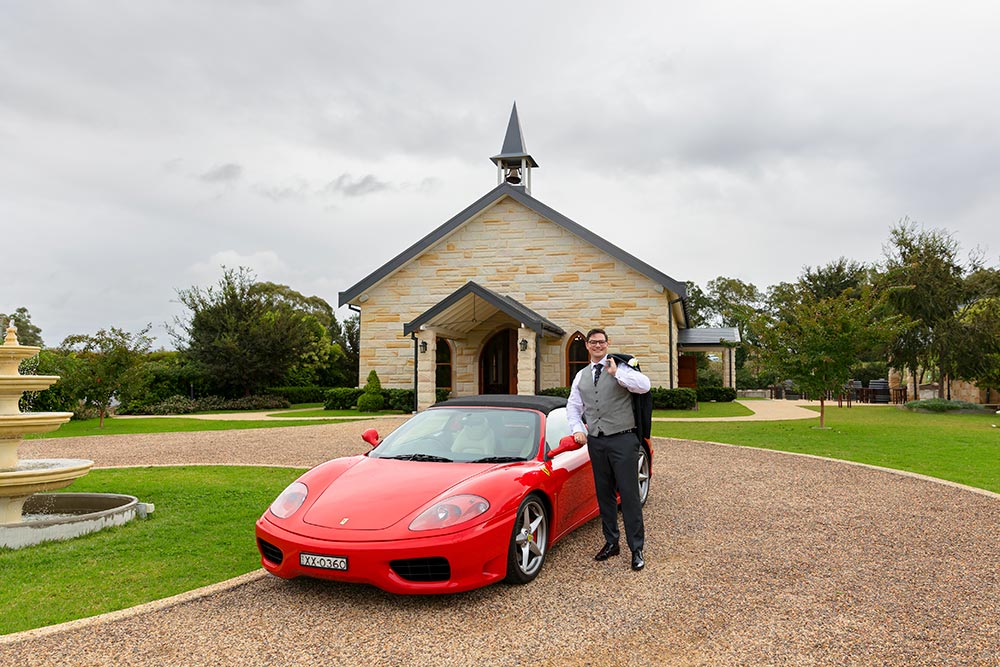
[594,543,620,561]
[631,550,645,571]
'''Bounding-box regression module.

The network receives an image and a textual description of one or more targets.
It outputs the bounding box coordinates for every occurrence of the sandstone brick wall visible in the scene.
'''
[351,196,679,396]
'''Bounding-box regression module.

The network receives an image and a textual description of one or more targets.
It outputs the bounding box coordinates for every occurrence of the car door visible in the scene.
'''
[544,408,597,533]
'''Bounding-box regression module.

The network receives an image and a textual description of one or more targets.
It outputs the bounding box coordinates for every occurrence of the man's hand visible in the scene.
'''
[606,356,618,376]
[573,431,587,445]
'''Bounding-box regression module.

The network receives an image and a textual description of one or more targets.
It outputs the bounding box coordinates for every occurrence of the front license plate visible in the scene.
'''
[300,553,348,571]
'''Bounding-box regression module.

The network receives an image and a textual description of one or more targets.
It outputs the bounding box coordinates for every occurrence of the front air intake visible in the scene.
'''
[390,557,450,582]
[257,538,284,565]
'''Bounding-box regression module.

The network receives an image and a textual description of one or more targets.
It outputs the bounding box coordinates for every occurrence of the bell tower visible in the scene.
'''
[490,102,538,195]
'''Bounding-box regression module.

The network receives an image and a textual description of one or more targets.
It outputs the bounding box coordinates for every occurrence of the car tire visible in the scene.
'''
[637,444,651,506]
[504,494,548,585]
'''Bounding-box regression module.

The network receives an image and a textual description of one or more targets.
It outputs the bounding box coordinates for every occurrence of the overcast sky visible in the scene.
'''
[4,0,999,348]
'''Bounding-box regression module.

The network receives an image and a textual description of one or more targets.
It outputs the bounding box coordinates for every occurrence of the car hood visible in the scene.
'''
[302,458,492,531]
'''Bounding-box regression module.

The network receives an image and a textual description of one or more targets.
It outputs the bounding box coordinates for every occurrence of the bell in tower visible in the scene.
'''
[490,102,538,194]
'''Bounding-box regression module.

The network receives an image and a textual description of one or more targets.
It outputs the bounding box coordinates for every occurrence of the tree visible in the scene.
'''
[877,220,966,398]
[172,267,334,396]
[800,257,869,300]
[758,290,903,428]
[1,307,43,347]
[60,325,153,427]
[702,276,764,373]
[330,313,360,387]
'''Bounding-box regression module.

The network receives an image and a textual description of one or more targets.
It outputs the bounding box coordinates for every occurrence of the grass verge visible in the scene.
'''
[652,406,1000,493]
[0,466,302,635]
[25,417,357,439]
[654,402,754,419]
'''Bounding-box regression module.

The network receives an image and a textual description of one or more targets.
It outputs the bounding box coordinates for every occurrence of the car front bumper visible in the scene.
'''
[255,512,516,594]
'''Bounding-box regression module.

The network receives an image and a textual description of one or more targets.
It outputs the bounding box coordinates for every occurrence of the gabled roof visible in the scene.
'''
[403,281,565,338]
[677,327,741,346]
[339,182,688,306]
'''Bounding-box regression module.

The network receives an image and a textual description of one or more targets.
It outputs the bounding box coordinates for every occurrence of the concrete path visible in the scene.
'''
[655,399,821,422]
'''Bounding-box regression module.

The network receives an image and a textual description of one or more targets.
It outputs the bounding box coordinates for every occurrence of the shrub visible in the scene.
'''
[650,387,698,410]
[538,387,571,398]
[356,392,383,412]
[696,386,737,402]
[435,388,451,404]
[357,371,385,412]
[903,398,986,413]
[383,388,414,412]
[325,387,363,410]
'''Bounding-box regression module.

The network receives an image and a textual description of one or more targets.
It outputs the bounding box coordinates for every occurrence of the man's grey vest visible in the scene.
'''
[578,363,637,436]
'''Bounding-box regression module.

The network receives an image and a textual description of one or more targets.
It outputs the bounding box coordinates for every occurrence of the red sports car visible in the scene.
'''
[255,394,652,594]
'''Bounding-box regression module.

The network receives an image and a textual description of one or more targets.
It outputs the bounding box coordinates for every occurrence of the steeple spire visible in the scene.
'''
[490,102,538,194]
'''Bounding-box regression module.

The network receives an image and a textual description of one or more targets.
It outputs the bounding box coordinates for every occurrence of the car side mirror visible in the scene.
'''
[361,428,380,448]
[547,434,583,459]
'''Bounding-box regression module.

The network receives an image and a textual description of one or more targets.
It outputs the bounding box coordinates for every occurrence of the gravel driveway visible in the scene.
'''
[3,421,999,666]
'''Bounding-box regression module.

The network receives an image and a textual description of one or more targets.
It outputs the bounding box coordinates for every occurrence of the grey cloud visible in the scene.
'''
[200,163,243,183]
[324,173,392,197]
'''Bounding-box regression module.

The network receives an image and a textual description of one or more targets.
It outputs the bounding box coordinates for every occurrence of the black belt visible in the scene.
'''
[596,428,635,437]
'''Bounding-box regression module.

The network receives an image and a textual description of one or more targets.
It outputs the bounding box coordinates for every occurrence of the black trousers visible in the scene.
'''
[588,430,644,552]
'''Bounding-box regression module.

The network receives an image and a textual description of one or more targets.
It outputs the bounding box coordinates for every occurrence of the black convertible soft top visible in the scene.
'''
[432,394,567,414]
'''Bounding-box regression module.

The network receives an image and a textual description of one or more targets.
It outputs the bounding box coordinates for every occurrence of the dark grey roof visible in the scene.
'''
[403,281,565,337]
[490,102,539,168]
[677,327,742,346]
[339,182,688,306]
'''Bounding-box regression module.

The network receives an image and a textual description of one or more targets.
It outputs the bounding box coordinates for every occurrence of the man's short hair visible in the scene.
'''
[586,328,608,342]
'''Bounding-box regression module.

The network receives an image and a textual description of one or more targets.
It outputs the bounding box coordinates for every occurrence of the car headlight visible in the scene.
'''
[269,481,308,519]
[409,494,490,531]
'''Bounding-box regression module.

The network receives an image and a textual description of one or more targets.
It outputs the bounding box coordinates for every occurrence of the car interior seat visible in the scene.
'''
[451,415,496,457]
[498,419,537,458]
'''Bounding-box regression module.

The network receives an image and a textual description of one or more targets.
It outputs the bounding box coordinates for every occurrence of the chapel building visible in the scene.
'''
[339,104,738,410]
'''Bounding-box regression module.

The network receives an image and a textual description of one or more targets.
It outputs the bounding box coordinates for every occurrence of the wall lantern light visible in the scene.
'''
[519,338,529,352]
[419,341,428,353]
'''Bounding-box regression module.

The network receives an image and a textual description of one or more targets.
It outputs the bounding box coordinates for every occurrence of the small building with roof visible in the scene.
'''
[339,104,737,410]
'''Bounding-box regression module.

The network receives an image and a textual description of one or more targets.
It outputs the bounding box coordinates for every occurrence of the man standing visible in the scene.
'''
[567,328,651,571]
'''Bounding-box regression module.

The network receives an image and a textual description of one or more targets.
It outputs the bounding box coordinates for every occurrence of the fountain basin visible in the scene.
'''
[0,458,94,523]
[0,492,145,549]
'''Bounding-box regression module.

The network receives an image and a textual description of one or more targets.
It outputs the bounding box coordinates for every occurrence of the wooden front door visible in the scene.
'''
[480,329,517,394]
[678,355,698,388]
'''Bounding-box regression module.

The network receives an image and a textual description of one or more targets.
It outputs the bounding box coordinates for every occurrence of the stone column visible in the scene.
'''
[516,327,535,396]
[416,330,437,411]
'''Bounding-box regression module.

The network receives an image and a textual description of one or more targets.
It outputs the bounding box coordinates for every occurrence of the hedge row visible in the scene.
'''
[135,394,291,415]
[538,386,701,410]
[696,386,737,402]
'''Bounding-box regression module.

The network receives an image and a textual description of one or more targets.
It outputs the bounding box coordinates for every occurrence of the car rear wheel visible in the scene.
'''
[637,445,651,506]
[504,494,548,584]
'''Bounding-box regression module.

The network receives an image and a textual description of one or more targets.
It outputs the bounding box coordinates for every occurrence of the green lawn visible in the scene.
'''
[654,401,754,419]
[652,406,1000,493]
[0,466,302,635]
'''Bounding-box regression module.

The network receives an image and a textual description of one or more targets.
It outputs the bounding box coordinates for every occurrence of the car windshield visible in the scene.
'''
[369,407,542,463]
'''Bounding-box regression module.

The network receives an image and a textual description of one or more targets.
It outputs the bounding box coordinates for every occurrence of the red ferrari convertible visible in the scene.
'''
[255,394,652,594]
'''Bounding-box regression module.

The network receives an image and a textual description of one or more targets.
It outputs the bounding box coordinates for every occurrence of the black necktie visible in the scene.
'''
[594,362,603,385]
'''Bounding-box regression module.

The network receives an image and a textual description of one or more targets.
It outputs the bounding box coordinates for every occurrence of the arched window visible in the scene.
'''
[566,332,588,385]
[435,338,452,393]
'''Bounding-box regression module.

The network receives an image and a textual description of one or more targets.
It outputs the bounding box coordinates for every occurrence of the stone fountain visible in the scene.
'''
[0,322,143,549]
